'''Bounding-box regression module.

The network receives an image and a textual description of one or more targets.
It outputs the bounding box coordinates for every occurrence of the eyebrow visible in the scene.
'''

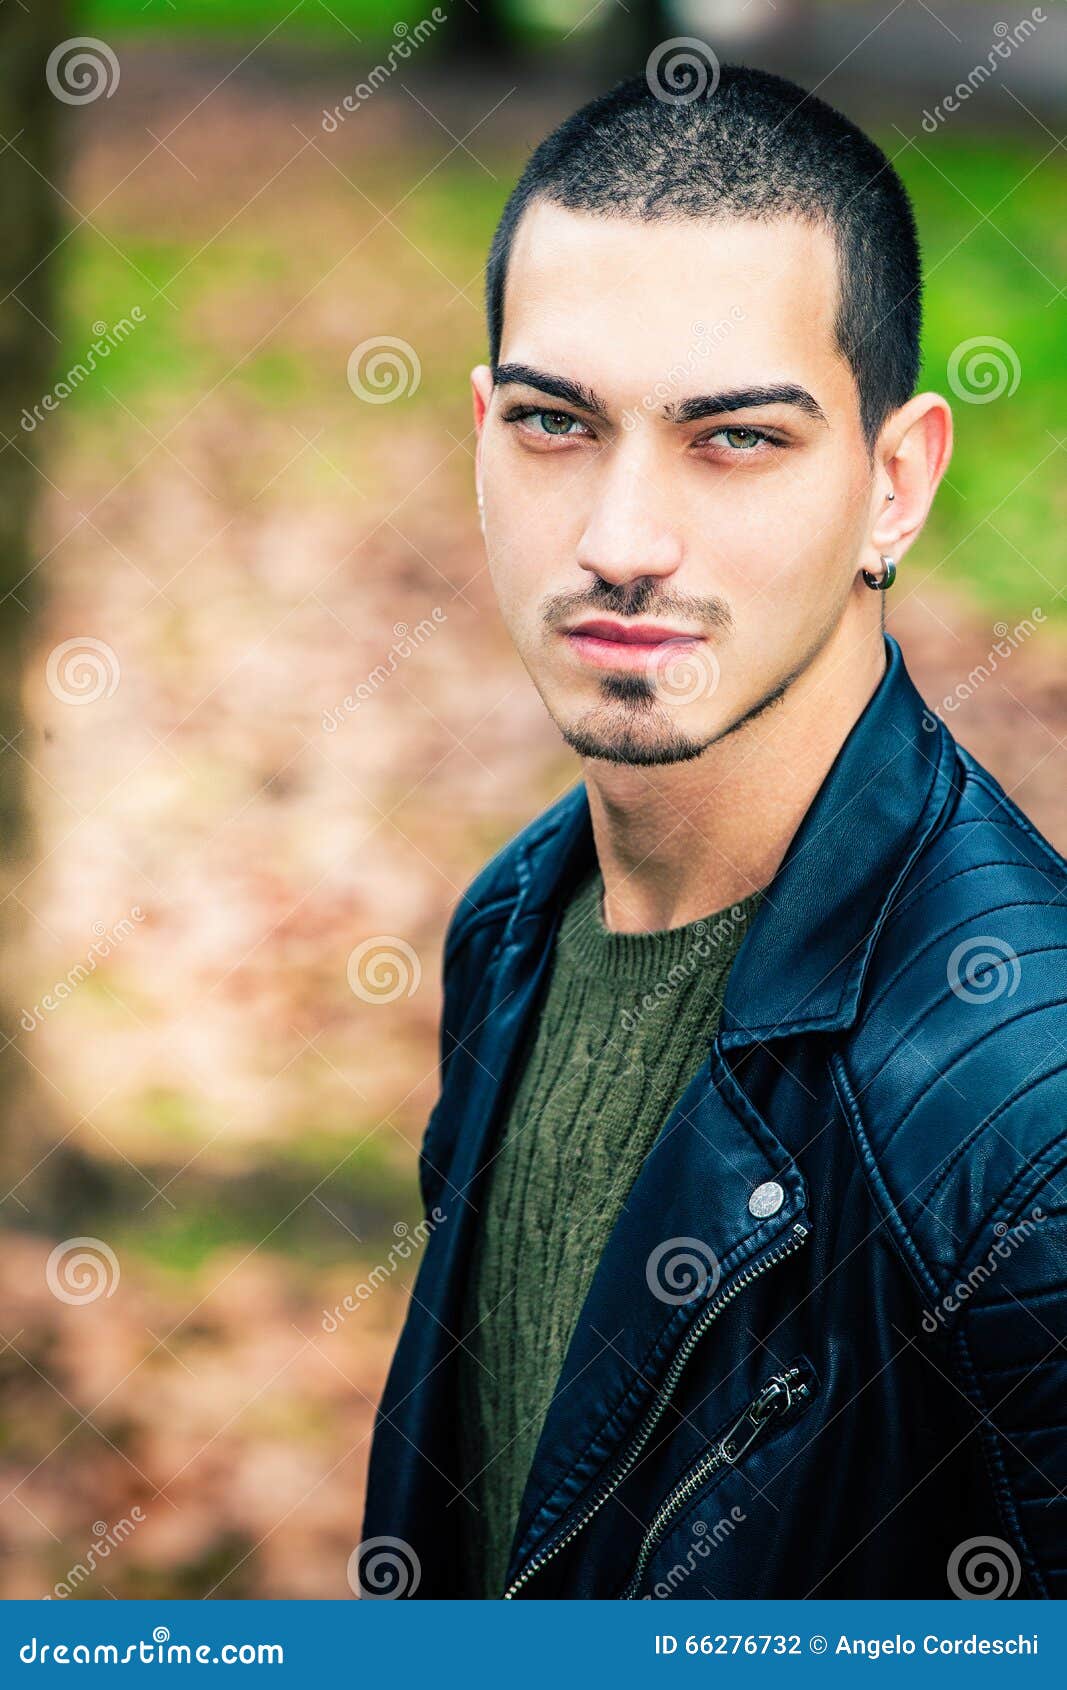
[492,363,828,427]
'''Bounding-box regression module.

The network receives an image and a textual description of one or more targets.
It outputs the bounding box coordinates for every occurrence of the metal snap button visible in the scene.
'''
[748,1180,785,1218]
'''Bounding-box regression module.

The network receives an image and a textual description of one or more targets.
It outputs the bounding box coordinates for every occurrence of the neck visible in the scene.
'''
[582,617,888,934]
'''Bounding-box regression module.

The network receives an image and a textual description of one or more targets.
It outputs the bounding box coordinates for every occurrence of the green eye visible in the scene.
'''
[502,403,593,443]
[722,427,761,449]
[538,411,576,435]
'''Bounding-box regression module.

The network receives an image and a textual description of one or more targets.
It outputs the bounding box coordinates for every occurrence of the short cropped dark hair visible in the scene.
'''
[485,63,923,454]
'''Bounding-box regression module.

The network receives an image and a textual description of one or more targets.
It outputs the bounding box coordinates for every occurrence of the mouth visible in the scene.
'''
[561,618,707,673]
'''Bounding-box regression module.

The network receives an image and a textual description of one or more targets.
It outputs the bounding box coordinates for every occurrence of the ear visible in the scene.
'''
[869,391,954,569]
[471,364,493,512]
[471,364,493,432]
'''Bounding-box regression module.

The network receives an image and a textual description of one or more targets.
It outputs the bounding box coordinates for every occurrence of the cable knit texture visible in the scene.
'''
[454,863,764,1597]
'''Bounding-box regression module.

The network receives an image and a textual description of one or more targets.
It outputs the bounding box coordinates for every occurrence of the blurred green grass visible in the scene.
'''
[905,139,1066,617]
[86,0,407,37]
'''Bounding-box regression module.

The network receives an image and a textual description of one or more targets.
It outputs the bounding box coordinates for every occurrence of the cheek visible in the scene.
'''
[713,473,859,600]
[485,533,543,638]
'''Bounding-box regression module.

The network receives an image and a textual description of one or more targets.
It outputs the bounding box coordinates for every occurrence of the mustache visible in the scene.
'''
[544,581,733,636]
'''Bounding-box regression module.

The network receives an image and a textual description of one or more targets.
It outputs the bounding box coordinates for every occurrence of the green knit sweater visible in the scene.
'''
[454,862,764,1597]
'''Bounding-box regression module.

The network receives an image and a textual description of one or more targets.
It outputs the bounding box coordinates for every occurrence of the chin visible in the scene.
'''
[558,714,711,768]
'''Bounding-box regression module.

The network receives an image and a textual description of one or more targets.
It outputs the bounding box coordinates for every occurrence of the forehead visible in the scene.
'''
[500,201,849,401]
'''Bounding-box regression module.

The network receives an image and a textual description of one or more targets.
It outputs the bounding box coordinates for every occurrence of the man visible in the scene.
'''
[359,63,1067,1600]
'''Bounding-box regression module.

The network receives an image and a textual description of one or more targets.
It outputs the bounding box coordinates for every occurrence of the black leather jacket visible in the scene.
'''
[361,632,1067,1599]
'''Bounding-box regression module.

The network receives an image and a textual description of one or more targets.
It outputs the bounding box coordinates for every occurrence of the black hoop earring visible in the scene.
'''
[863,555,896,591]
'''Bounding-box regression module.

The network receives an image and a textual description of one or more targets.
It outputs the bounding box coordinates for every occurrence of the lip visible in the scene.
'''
[562,618,706,673]
[566,618,704,646]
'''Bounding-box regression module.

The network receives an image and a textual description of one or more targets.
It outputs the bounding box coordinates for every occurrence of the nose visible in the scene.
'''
[574,445,683,587]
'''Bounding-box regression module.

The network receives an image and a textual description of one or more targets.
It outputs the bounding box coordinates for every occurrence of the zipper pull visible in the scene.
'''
[719,1368,800,1463]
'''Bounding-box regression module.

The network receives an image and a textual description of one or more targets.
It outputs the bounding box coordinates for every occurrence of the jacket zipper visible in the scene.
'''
[502,1217,810,1598]
[618,1364,810,1598]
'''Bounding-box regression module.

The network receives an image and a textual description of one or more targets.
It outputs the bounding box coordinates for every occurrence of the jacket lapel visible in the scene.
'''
[719,631,958,1047]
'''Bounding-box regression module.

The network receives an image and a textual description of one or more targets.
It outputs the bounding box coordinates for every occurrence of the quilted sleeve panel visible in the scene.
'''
[952,1186,1067,1599]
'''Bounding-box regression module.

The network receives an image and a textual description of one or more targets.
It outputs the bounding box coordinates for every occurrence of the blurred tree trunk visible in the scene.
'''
[629,0,673,56]
[0,9,67,1195]
[441,0,511,63]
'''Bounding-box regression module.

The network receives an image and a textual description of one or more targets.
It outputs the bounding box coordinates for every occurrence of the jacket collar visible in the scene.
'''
[508,632,958,1049]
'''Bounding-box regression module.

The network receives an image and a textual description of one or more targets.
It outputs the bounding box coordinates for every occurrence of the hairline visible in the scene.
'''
[490,194,880,465]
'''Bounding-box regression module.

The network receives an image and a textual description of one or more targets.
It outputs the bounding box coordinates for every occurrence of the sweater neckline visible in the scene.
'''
[555,864,765,988]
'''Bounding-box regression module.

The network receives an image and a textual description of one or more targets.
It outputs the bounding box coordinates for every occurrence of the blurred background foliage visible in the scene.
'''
[0,0,1063,1599]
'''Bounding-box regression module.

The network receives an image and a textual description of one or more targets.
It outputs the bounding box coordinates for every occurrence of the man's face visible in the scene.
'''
[471,202,880,767]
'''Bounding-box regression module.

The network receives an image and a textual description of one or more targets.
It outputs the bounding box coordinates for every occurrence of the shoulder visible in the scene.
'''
[424,783,585,1193]
[442,781,585,966]
[836,737,1067,1300]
